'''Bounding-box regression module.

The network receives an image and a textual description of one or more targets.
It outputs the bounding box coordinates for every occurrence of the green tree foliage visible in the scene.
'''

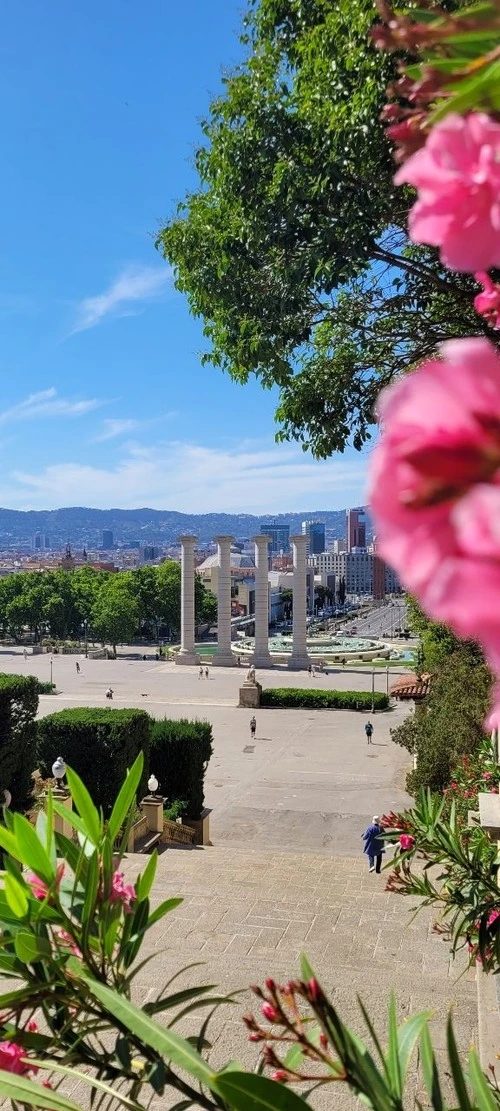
[157,0,488,457]
[392,646,492,794]
[0,674,39,810]
[406,595,483,672]
[92,574,140,654]
[149,718,214,819]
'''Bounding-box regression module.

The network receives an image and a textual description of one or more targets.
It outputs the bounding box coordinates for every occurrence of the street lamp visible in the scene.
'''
[148,774,159,797]
[52,756,66,787]
[82,620,88,657]
[371,668,375,713]
[50,654,53,686]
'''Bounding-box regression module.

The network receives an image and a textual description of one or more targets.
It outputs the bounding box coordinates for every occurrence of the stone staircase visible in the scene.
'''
[122,844,478,1104]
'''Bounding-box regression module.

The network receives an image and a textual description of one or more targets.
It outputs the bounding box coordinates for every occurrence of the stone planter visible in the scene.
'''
[184,808,211,846]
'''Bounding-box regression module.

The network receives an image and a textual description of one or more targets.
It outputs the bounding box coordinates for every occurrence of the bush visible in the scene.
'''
[36,708,150,816]
[150,718,213,819]
[0,673,39,811]
[35,680,56,695]
[261,688,389,710]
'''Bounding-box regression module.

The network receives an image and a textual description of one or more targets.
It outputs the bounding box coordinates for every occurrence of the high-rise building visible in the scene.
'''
[316,551,373,595]
[260,522,290,554]
[346,508,366,552]
[32,534,50,551]
[301,520,326,555]
[102,530,114,549]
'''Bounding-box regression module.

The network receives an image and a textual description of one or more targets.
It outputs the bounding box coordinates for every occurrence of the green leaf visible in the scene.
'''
[0,1073,82,1110]
[214,1072,311,1111]
[468,1049,498,1111]
[107,752,144,844]
[13,813,54,885]
[80,849,99,947]
[66,766,102,845]
[147,897,183,926]
[420,1025,444,1111]
[28,1058,144,1111]
[77,970,217,1087]
[144,983,218,1015]
[397,1009,433,1087]
[447,1017,472,1111]
[386,994,402,1100]
[4,872,29,918]
[52,799,91,842]
[136,849,158,903]
[0,824,22,861]
[14,931,52,963]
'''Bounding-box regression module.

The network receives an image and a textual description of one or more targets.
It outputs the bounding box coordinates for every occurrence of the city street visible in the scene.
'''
[338,600,408,640]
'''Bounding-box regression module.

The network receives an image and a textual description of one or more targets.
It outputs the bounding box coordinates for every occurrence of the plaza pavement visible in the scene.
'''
[0,648,479,1106]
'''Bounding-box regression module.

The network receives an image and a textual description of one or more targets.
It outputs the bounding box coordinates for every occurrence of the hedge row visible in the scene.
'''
[261,688,389,710]
[0,674,39,810]
[150,718,213,819]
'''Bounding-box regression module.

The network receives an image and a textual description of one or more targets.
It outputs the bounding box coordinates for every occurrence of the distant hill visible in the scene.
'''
[0,506,372,547]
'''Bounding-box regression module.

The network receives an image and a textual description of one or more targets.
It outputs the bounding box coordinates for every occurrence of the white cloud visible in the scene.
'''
[0,388,101,425]
[93,412,178,442]
[71,265,172,334]
[5,439,368,512]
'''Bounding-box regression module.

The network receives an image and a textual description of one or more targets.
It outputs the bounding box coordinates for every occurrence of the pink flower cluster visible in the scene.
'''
[0,1023,38,1075]
[369,336,500,721]
[28,863,64,903]
[109,871,136,914]
[395,113,500,272]
[399,834,415,851]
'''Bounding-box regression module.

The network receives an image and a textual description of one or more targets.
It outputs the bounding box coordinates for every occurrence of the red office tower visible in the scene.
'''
[346,508,366,551]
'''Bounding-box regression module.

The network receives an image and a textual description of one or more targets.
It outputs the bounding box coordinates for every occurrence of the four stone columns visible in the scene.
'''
[213,536,236,666]
[252,535,272,668]
[288,534,310,670]
[175,535,200,666]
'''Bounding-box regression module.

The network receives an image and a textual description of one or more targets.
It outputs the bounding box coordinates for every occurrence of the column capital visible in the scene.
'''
[252,534,272,545]
[290,533,308,546]
[214,535,234,544]
[178,534,198,545]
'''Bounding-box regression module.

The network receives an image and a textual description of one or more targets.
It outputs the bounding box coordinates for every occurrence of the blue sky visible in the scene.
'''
[0,0,368,513]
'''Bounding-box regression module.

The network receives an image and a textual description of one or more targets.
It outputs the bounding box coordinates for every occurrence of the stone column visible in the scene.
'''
[288,534,310,670]
[252,535,272,668]
[213,536,236,666]
[176,535,200,666]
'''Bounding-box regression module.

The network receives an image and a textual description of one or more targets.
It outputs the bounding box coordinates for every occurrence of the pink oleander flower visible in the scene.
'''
[474,272,500,328]
[487,908,500,926]
[369,337,500,712]
[0,1040,36,1075]
[261,1002,279,1023]
[28,863,64,903]
[109,871,136,913]
[482,770,492,780]
[399,834,415,851]
[56,929,82,958]
[394,113,500,271]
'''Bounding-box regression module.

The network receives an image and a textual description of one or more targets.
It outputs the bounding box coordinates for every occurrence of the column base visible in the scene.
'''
[175,651,201,666]
[252,653,274,669]
[212,653,236,667]
[287,654,310,670]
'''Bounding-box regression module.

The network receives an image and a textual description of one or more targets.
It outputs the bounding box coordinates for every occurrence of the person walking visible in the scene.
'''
[205,667,209,679]
[362,815,384,873]
[250,715,256,739]
[199,666,204,679]
[365,720,374,744]
[75,661,80,675]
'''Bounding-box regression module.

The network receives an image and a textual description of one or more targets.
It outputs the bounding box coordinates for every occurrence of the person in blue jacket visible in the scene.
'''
[362,815,385,873]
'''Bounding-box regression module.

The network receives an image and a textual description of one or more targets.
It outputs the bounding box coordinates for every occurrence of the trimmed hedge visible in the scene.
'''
[35,681,57,695]
[149,718,213,820]
[0,674,39,811]
[261,688,389,710]
[37,708,150,816]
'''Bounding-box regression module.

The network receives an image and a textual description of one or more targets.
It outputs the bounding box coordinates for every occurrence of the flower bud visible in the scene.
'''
[265,977,275,991]
[308,977,321,1002]
[261,1002,279,1023]
[272,1070,288,1083]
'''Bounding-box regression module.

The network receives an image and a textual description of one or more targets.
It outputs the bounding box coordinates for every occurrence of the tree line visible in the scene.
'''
[0,564,217,652]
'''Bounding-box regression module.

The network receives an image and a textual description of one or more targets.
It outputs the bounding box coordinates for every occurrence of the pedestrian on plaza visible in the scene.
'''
[75,661,80,675]
[342,657,346,668]
[362,815,385,873]
[308,664,312,677]
[23,649,27,662]
[199,666,204,679]
[205,667,209,679]
[250,715,256,739]
[365,720,374,744]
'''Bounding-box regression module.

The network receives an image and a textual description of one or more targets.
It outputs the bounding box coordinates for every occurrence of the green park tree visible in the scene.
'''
[156,0,490,458]
[92,574,140,655]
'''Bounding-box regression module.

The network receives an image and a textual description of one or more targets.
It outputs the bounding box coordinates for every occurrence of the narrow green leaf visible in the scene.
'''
[420,1025,444,1111]
[144,983,217,1014]
[468,1049,498,1111]
[107,752,144,844]
[13,813,54,884]
[136,849,158,903]
[4,872,28,918]
[0,1073,81,1110]
[386,994,402,1100]
[147,897,183,926]
[0,824,22,860]
[397,1010,433,1087]
[214,1072,311,1110]
[66,766,102,845]
[28,1058,144,1111]
[14,931,52,964]
[80,849,99,945]
[52,799,91,842]
[447,1016,472,1111]
[77,970,216,1087]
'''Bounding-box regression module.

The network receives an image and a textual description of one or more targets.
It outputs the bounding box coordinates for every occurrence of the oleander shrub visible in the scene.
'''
[150,718,213,819]
[36,708,150,815]
[261,688,389,710]
[0,673,39,810]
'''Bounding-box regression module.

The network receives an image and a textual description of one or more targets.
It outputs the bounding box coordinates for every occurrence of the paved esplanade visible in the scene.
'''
[213,536,236,667]
[252,534,272,668]
[288,533,310,670]
[176,535,200,666]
